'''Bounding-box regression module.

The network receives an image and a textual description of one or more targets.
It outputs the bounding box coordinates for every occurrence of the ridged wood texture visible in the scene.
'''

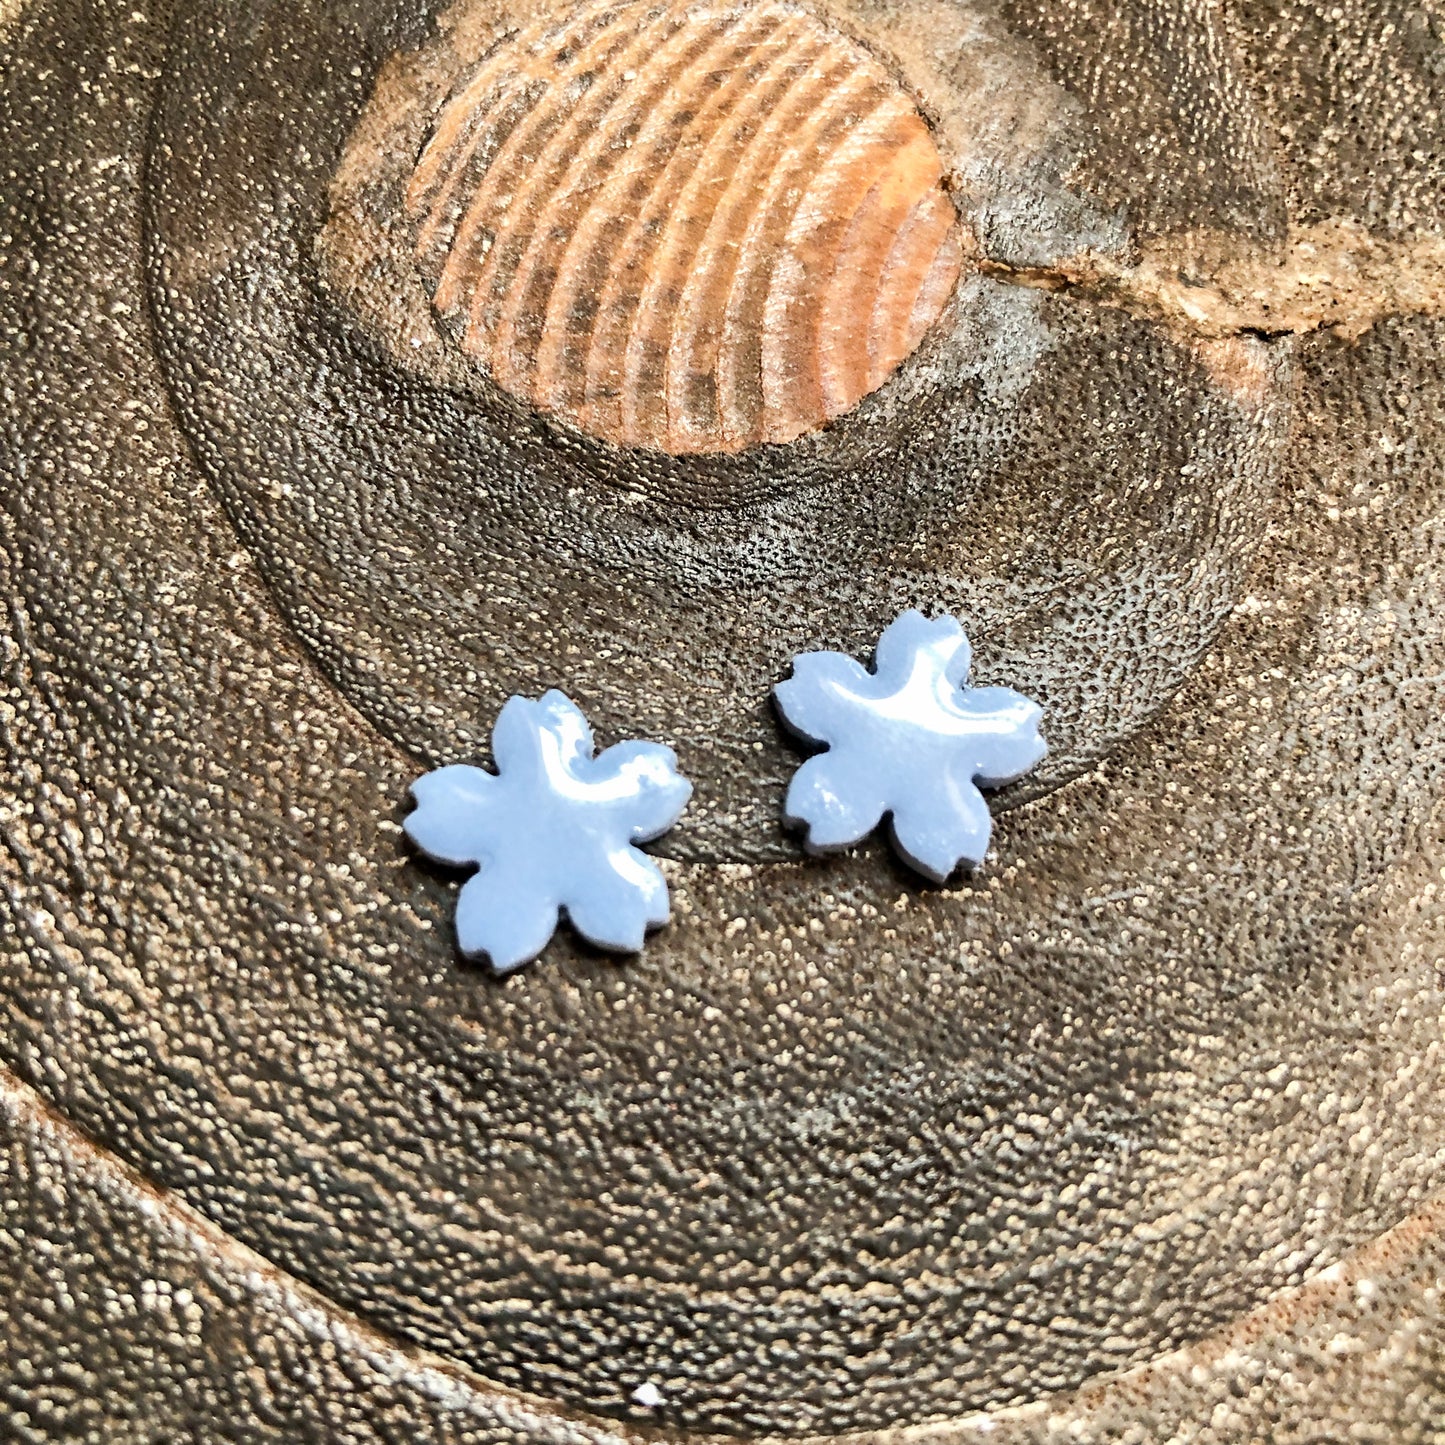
[405,0,964,453]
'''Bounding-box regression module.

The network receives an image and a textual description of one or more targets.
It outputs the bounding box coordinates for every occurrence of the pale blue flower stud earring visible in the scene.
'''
[773,610,1047,881]
[404,692,692,973]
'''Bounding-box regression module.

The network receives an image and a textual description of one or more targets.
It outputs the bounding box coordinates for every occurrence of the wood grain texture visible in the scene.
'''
[3,0,1445,1438]
[403,0,963,452]
[4,1059,1443,1442]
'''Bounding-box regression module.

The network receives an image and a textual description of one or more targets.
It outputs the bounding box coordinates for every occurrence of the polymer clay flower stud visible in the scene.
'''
[404,691,692,972]
[774,610,1047,881]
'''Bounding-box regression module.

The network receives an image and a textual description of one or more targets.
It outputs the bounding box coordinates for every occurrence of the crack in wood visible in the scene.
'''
[980,219,1445,344]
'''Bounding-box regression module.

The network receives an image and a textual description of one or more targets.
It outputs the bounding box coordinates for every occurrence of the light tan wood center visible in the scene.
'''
[404,0,964,454]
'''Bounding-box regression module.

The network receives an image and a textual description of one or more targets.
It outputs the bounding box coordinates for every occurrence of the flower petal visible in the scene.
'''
[490,690,594,781]
[405,765,499,866]
[873,609,969,688]
[588,739,693,840]
[784,752,885,853]
[956,688,1048,786]
[888,774,993,880]
[773,650,871,743]
[454,865,560,972]
[564,847,670,953]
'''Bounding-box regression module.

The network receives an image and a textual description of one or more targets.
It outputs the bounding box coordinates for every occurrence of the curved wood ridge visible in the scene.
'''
[405,0,964,453]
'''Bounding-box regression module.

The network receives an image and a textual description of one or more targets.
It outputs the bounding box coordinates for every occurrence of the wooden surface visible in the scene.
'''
[2,0,1445,1439]
[402,0,963,452]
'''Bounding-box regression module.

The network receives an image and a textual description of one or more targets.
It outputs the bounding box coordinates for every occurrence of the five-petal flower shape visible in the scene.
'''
[404,691,692,972]
[774,611,1047,881]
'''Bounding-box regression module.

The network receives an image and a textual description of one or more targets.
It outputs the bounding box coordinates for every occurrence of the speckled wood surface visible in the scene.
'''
[2,0,1445,1437]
